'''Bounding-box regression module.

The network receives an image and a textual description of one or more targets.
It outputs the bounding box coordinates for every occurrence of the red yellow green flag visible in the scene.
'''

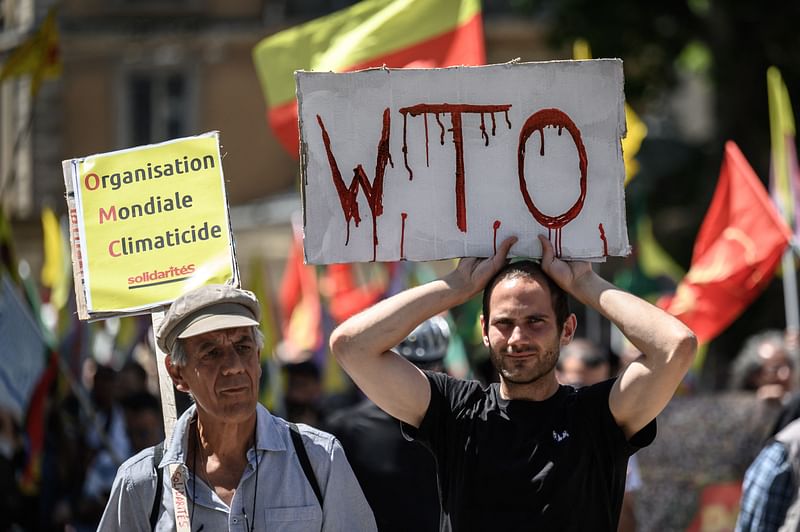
[249,255,280,360]
[278,227,323,358]
[253,0,485,157]
[0,8,61,97]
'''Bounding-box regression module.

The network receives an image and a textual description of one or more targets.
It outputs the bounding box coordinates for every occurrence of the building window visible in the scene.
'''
[123,69,194,146]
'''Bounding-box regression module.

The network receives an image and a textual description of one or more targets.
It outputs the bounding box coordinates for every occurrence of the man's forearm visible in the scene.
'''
[331,238,516,363]
[570,272,696,368]
[328,274,471,427]
[330,239,516,427]
[568,270,696,436]
[330,276,469,362]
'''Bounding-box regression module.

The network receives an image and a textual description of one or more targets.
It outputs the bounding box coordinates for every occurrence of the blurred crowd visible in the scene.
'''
[1,320,799,531]
[0,355,165,531]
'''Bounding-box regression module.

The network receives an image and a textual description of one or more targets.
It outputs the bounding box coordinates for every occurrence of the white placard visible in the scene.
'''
[298,60,630,264]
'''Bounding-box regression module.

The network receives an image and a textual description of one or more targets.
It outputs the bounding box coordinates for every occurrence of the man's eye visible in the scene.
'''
[236,344,253,354]
[203,349,221,359]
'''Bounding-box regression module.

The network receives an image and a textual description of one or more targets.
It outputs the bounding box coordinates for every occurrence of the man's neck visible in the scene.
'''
[192,411,257,504]
[499,374,560,402]
[195,410,257,464]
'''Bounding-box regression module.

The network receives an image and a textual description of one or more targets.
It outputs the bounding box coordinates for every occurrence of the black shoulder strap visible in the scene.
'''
[150,440,165,531]
[289,422,323,508]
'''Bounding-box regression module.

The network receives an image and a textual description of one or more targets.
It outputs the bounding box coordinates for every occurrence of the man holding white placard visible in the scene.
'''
[330,235,696,531]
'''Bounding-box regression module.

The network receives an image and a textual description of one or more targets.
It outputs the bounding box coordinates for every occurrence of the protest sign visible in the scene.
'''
[63,132,238,319]
[297,59,631,264]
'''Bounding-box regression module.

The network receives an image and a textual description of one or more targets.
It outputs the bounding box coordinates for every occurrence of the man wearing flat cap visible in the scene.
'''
[98,284,376,531]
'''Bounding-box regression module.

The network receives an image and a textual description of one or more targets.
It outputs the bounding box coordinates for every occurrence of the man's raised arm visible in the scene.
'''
[538,236,697,439]
[330,238,517,428]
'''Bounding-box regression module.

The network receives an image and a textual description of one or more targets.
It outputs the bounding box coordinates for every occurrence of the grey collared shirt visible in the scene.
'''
[98,404,377,531]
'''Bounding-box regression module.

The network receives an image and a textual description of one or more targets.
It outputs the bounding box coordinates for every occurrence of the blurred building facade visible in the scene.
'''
[1,0,552,282]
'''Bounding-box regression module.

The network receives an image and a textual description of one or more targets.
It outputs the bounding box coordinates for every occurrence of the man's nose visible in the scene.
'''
[220,346,245,374]
[508,324,527,345]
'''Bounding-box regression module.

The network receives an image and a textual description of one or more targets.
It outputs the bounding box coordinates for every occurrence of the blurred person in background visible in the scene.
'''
[115,360,150,402]
[284,360,325,426]
[327,316,450,532]
[556,338,613,388]
[0,407,28,531]
[39,359,137,531]
[120,391,164,453]
[737,331,800,531]
[737,416,800,531]
[557,338,641,532]
[730,330,797,403]
[75,363,134,530]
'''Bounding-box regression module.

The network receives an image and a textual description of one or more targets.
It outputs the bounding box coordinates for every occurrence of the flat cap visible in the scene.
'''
[156,284,260,353]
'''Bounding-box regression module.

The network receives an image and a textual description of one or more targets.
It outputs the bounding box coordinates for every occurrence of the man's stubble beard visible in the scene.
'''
[488,341,560,386]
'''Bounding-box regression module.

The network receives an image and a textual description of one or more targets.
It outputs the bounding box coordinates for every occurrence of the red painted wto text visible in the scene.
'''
[316,103,591,260]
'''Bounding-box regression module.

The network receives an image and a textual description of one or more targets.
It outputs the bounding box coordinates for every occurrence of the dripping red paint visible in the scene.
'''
[317,108,394,262]
[400,212,408,259]
[493,220,501,254]
[598,223,608,257]
[399,103,513,234]
[517,108,588,232]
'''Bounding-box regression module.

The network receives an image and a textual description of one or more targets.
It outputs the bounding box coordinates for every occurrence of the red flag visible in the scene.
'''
[323,263,390,324]
[19,351,58,493]
[278,229,322,358]
[658,141,792,344]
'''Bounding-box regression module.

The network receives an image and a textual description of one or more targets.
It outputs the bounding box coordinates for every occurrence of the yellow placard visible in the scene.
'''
[67,132,236,315]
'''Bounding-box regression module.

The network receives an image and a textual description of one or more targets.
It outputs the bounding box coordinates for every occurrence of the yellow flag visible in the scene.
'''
[0,8,62,97]
[572,39,592,61]
[637,215,685,284]
[767,66,798,228]
[249,256,280,360]
[40,208,70,310]
[573,39,646,185]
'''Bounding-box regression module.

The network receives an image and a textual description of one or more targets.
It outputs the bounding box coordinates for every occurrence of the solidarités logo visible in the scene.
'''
[128,263,196,288]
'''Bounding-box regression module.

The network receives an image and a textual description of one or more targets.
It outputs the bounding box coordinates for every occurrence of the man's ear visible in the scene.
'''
[480,315,490,347]
[165,355,190,393]
[560,314,577,346]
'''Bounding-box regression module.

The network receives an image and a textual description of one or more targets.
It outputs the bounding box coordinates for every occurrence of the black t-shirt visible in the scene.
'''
[402,372,656,532]
[326,399,440,532]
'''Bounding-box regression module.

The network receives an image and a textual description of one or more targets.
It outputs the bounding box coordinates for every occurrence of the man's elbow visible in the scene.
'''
[330,326,366,368]
[670,327,698,371]
[329,327,351,364]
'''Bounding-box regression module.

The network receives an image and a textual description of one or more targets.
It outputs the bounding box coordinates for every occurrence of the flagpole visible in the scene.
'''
[783,248,800,333]
[150,311,178,441]
[150,310,191,532]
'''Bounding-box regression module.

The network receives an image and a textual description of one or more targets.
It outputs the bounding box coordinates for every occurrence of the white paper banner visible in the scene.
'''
[298,60,630,264]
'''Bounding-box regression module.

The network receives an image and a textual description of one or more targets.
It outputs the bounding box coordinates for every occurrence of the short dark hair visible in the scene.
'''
[120,360,147,382]
[481,260,570,334]
[120,391,161,414]
[284,360,321,381]
[557,338,609,371]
